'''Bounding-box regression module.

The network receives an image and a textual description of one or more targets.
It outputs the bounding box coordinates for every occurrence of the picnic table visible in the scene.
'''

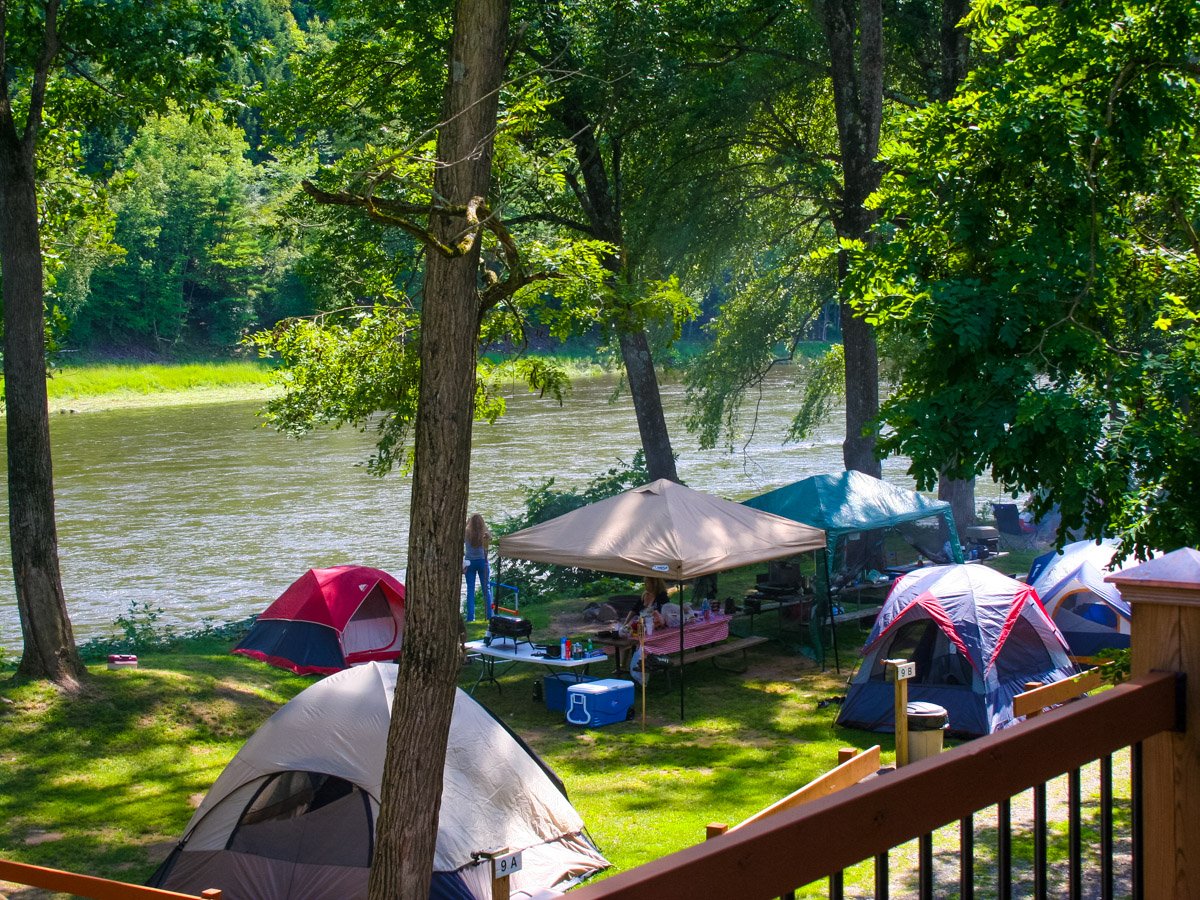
[464,639,604,694]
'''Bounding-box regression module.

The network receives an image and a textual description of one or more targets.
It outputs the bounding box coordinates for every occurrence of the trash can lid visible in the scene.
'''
[906,701,949,730]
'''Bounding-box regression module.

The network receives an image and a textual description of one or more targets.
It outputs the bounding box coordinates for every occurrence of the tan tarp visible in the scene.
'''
[498,478,826,579]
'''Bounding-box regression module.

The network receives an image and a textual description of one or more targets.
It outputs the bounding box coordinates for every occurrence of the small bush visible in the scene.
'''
[493,453,654,601]
[76,600,256,661]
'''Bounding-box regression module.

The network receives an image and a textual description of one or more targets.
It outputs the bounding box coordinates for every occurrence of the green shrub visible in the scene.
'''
[493,453,654,601]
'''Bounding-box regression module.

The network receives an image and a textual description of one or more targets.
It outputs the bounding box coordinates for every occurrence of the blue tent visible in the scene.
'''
[1028,540,1133,657]
[836,565,1076,737]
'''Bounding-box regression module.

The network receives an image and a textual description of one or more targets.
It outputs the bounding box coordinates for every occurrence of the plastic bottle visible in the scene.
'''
[560,636,568,658]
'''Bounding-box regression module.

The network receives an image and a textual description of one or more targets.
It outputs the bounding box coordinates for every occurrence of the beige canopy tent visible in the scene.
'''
[498,479,827,717]
[499,478,826,580]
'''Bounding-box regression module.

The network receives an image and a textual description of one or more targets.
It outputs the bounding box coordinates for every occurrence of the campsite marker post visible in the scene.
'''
[474,847,521,900]
[885,659,916,767]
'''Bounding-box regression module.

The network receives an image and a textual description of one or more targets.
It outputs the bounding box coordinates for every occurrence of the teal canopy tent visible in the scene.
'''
[744,471,963,668]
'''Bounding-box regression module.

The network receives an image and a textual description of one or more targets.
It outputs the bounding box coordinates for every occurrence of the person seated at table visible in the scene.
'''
[623,588,665,633]
[645,577,670,607]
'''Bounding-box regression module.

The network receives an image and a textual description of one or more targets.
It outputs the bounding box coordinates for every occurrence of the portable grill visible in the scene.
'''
[486,614,533,650]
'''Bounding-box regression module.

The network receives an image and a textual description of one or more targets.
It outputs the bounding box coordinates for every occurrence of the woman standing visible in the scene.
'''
[463,514,493,621]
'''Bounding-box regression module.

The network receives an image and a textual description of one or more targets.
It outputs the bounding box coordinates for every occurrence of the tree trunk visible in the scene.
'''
[545,13,679,482]
[818,0,885,478]
[366,1,508,897]
[938,473,976,530]
[618,329,679,481]
[0,127,83,686]
[934,0,975,513]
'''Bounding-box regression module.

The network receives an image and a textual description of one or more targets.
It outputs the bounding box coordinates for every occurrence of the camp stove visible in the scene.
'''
[485,614,534,650]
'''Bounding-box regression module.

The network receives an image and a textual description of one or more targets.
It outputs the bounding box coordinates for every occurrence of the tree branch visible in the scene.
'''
[300,180,485,258]
[25,0,60,150]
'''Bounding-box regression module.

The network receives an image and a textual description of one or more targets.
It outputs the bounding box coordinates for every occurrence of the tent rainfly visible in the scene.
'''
[233,565,406,675]
[150,663,609,899]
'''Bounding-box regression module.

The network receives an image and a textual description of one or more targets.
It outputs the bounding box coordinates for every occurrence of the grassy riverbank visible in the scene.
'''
[44,361,278,414]
[37,353,627,415]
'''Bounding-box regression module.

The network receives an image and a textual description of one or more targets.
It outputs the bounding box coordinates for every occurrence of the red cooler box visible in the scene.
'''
[565,679,635,727]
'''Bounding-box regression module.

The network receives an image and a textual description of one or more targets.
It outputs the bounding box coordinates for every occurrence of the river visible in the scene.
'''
[0,372,931,647]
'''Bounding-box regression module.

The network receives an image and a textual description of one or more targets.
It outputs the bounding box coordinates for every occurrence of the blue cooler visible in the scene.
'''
[565,679,636,727]
[543,673,598,712]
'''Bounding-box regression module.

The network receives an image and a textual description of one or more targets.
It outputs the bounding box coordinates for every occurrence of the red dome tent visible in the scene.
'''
[233,566,406,675]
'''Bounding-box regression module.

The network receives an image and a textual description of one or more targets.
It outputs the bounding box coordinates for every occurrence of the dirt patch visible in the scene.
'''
[21,831,63,846]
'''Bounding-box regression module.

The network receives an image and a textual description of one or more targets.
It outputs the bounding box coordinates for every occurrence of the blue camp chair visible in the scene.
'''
[992,502,1037,549]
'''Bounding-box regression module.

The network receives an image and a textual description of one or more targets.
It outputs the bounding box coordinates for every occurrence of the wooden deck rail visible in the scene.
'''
[1012,666,1106,719]
[566,670,1181,900]
[706,745,882,839]
[0,859,220,899]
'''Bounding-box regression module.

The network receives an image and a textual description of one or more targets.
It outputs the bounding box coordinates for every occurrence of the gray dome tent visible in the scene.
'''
[151,663,608,899]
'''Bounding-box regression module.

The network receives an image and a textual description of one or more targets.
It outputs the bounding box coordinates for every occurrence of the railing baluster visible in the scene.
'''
[998,798,1012,900]
[1132,741,1144,900]
[828,869,843,900]
[1033,782,1047,898]
[874,850,889,899]
[959,815,974,900]
[1068,766,1082,900]
[918,832,933,900]
[1101,753,1113,900]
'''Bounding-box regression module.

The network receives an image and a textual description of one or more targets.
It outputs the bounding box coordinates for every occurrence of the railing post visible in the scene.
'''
[1107,548,1200,900]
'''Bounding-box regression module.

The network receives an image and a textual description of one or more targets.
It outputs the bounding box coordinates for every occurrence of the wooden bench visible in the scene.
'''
[667,635,769,671]
[832,605,881,625]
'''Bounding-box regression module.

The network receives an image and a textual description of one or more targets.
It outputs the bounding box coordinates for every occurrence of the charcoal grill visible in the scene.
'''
[486,614,534,650]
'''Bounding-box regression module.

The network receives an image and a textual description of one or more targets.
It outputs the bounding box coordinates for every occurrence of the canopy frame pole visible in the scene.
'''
[678,580,686,721]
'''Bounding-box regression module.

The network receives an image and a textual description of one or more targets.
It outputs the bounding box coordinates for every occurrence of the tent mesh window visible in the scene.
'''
[342,586,400,655]
[227,771,374,866]
[1060,594,1119,627]
[867,618,973,687]
[993,617,1056,681]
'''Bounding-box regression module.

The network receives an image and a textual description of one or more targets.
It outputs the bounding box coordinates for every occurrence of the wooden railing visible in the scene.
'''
[566,671,1180,900]
[0,859,220,899]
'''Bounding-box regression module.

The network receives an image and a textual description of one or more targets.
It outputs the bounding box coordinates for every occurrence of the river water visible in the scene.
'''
[0,373,928,647]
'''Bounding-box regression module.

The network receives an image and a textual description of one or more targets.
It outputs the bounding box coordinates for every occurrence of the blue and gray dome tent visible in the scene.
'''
[1027,539,1135,657]
[836,565,1076,737]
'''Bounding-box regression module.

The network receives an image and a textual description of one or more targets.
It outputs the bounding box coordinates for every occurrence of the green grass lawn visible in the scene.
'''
[0,552,1050,895]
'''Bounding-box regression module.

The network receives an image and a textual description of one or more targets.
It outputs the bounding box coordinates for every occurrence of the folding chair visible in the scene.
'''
[991,502,1037,549]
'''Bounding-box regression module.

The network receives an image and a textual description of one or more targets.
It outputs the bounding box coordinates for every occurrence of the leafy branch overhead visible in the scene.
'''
[300,177,554,311]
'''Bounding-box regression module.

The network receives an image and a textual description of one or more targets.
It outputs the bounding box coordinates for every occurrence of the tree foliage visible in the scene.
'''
[855,0,1200,555]
[83,106,272,348]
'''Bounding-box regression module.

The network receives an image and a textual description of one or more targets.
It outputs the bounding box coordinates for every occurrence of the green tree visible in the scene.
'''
[83,106,268,349]
[363,2,509,896]
[856,0,1200,555]
[678,0,970,483]
[0,0,233,685]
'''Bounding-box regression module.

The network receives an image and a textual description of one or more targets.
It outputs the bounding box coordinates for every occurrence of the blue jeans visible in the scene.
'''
[465,557,492,621]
